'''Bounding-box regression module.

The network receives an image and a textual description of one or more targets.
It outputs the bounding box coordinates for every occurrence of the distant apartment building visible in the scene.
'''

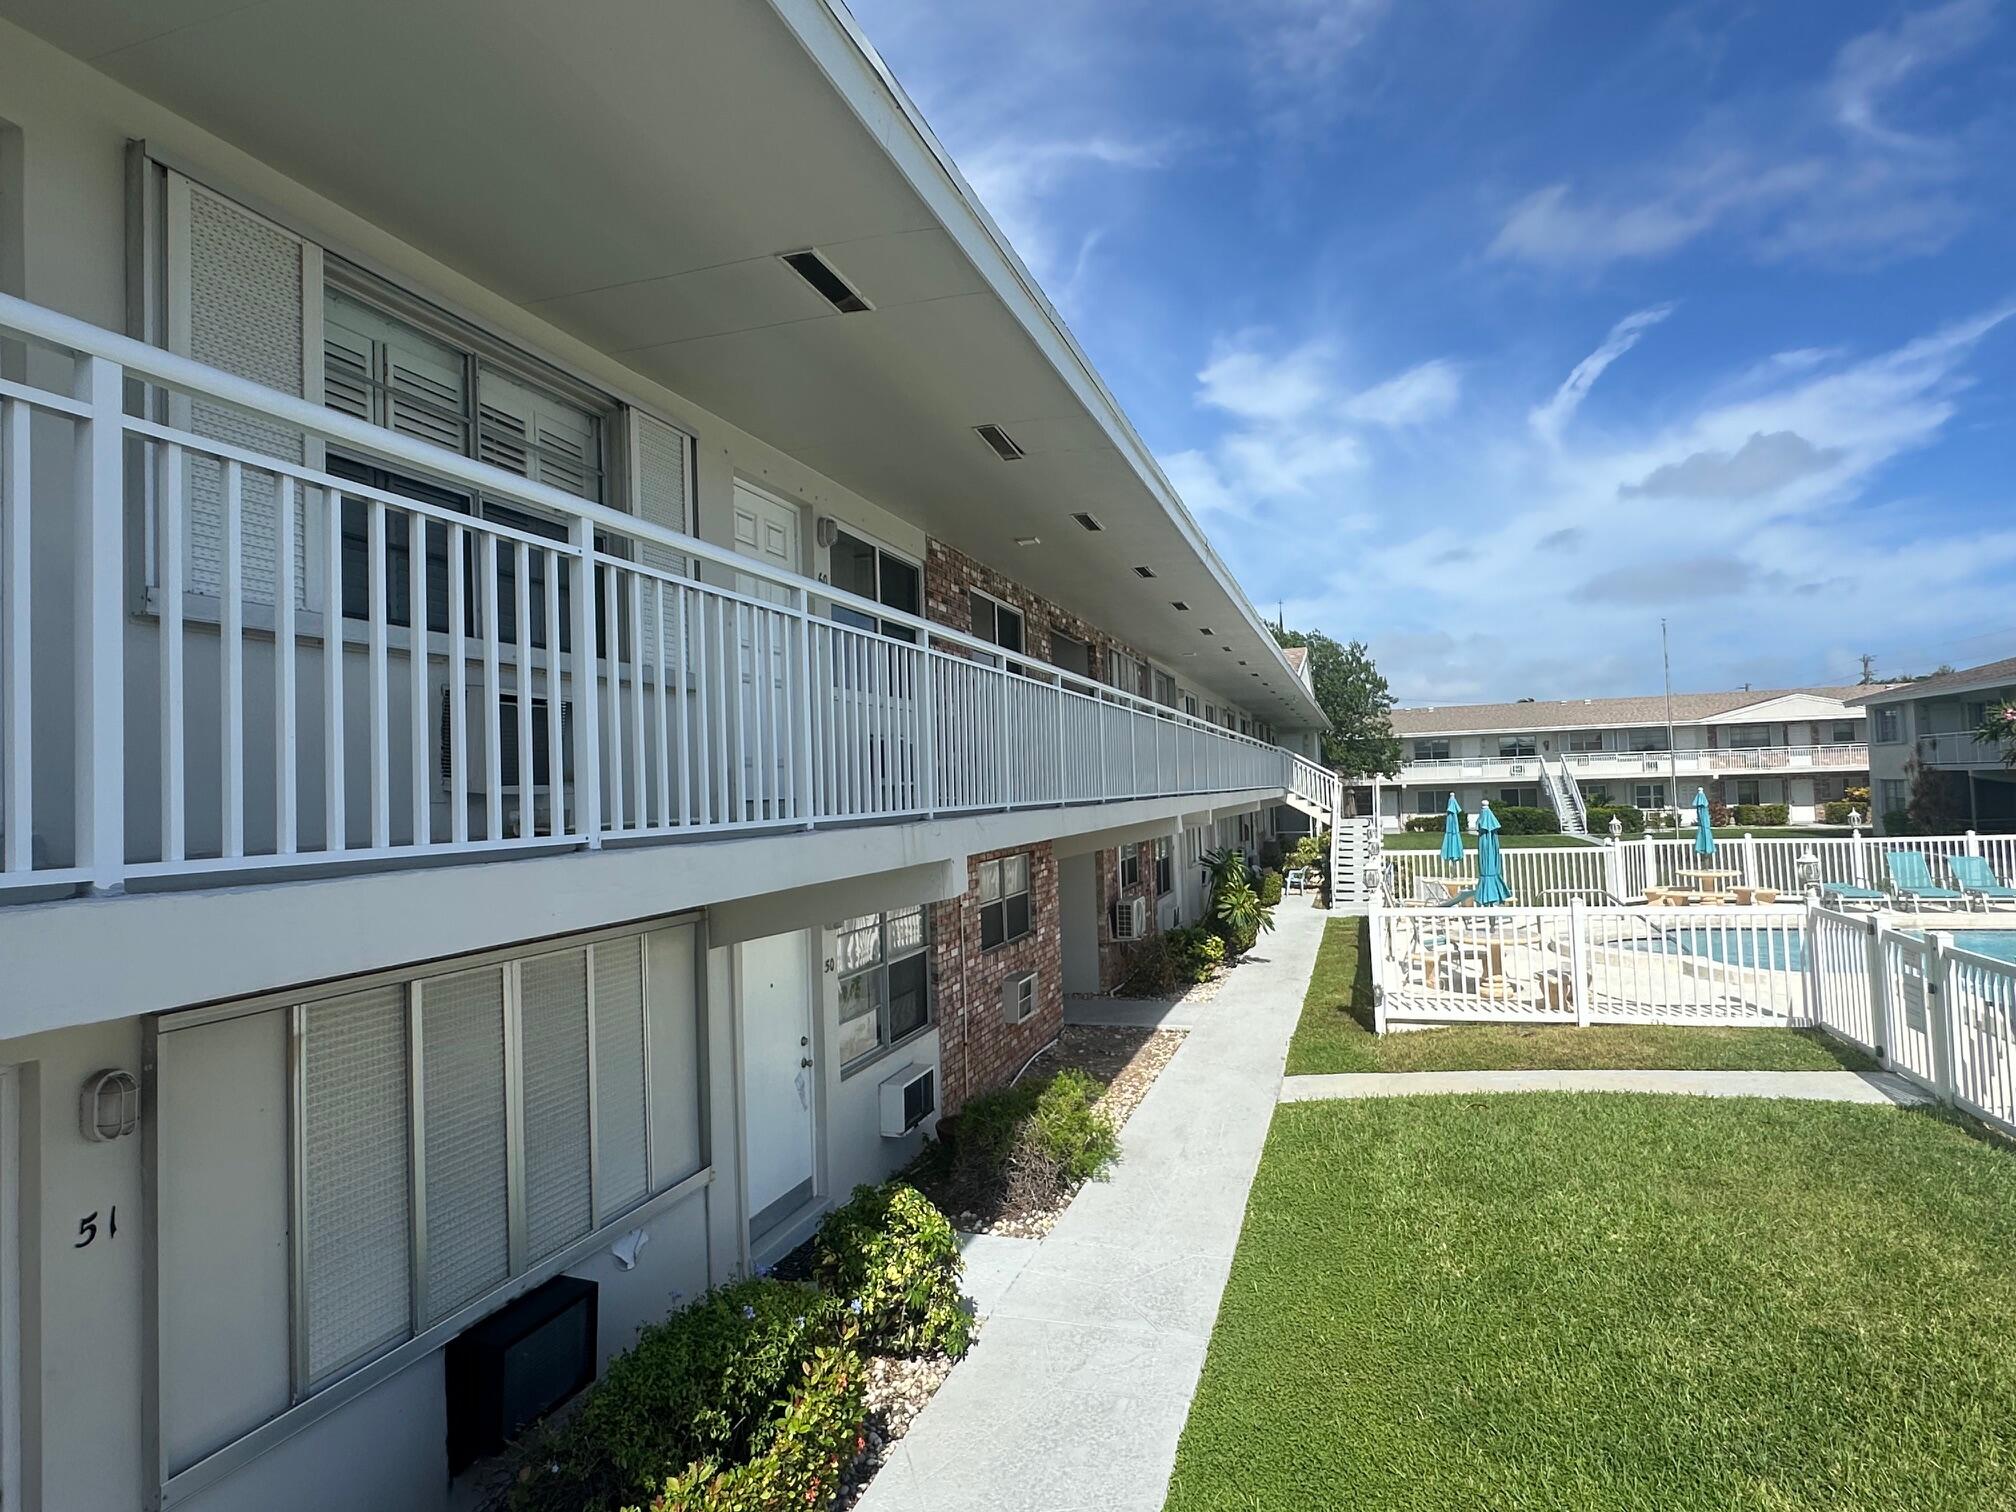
[1850,656,2016,834]
[1376,687,1884,832]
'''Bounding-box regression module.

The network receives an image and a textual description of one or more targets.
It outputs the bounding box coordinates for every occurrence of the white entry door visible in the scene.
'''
[740,931,816,1229]
[729,483,800,817]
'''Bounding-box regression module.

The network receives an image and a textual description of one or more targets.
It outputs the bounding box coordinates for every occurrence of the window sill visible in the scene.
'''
[980,932,1032,955]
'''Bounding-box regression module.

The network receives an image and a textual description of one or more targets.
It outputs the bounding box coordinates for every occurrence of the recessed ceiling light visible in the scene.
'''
[779,249,871,313]
[973,423,1025,461]
[1014,535,1041,547]
[1132,565,1156,579]
[1071,512,1104,532]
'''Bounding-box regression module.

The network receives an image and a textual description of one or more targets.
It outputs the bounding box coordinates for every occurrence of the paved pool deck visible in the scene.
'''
[854,898,1330,1512]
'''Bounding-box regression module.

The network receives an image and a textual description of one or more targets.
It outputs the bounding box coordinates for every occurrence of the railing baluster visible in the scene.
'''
[653,581,671,831]
[600,561,622,834]
[568,518,602,845]
[674,587,691,829]
[544,549,564,838]
[219,460,245,860]
[409,509,430,850]
[628,574,647,828]
[0,397,29,875]
[72,355,125,889]
[275,476,298,855]
[155,441,184,863]
[480,533,502,843]
[515,542,534,840]
[323,490,347,852]
[447,522,468,845]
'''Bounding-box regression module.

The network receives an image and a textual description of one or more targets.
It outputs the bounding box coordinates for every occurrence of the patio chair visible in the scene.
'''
[1818,882,1885,912]
[1284,866,1308,895]
[1881,851,1966,913]
[1947,854,2016,911]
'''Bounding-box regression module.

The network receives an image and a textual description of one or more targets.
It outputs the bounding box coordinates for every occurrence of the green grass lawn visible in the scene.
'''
[1283,917,1875,1075]
[1166,1094,2016,1511]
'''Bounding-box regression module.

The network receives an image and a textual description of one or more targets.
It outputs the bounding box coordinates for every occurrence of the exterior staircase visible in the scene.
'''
[1329,815,1381,911]
[1543,755,1590,838]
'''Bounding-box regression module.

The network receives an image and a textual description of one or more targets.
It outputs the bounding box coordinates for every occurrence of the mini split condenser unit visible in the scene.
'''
[1111,895,1148,941]
[879,1063,936,1137]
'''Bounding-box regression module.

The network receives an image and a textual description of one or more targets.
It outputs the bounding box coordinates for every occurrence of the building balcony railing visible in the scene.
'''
[1915,733,2008,770]
[0,292,1300,901]
[1396,744,1869,784]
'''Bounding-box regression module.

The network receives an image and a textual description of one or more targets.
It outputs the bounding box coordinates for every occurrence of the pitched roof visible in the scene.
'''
[1848,656,2016,705]
[1389,686,1884,736]
[1281,646,1308,672]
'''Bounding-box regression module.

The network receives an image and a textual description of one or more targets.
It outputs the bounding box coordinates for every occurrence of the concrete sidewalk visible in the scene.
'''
[1279,1067,1934,1106]
[856,900,1329,1512]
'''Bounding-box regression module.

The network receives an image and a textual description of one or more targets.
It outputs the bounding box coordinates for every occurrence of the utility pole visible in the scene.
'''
[1662,618,1679,824]
[1858,653,1876,686]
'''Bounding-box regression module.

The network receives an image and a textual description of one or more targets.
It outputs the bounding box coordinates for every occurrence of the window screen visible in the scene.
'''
[593,937,651,1218]
[520,951,594,1261]
[419,966,509,1324]
[302,986,412,1384]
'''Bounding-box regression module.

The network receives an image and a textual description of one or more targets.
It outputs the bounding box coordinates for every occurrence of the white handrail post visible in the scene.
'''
[1604,839,1623,902]
[1568,896,1590,1026]
[1640,833,1654,892]
[920,643,937,818]
[1053,677,1065,806]
[1926,931,1957,1104]
[1966,828,1981,859]
[72,354,126,893]
[1741,832,1757,887]
[1865,918,1891,1070]
[1801,895,1822,1027]
[1367,900,1389,1033]
[1851,827,1868,888]
[569,517,602,847]
[791,586,815,828]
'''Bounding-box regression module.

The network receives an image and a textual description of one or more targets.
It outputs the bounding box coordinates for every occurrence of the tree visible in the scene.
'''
[1271,627,1401,779]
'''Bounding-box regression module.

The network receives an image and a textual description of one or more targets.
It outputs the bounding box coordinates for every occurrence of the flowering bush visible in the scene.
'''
[624,1344,866,1512]
[811,1183,972,1361]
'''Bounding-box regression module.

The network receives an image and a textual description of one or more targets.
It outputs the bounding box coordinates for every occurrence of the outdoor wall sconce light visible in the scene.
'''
[80,1068,140,1142]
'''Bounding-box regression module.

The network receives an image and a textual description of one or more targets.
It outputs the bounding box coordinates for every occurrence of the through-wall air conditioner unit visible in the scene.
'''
[1001,969,1039,1025]
[879,1063,936,1138]
[1111,896,1148,942]
[1509,762,1528,776]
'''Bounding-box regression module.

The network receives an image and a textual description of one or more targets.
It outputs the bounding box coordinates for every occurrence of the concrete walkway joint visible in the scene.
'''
[855,901,1331,1512]
[1280,1067,1933,1106]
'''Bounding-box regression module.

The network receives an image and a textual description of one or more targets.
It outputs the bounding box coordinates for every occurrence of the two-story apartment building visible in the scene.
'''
[1378,687,1881,832]
[0,4,1334,1509]
[1851,657,2016,834]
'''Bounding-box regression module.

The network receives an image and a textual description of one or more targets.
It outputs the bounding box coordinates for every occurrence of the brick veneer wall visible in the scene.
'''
[923,539,1150,692]
[931,842,1062,1114]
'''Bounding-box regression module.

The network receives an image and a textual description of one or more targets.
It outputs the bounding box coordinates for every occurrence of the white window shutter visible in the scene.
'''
[324,290,469,453]
[418,966,510,1324]
[592,937,650,1217]
[478,367,601,502]
[518,950,594,1260]
[166,173,319,606]
[301,985,412,1385]
[630,409,692,669]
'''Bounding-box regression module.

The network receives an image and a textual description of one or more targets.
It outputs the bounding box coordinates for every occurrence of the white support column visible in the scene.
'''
[1368,900,1389,1033]
[1966,829,1981,858]
[1741,832,1757,888]
[1568,896,1591,1027]
[71,355,125,892]
[1865,919,1892,1069]
[1926,931,1956,1104]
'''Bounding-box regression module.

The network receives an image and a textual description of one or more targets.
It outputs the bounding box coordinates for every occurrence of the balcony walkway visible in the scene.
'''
[855,897,1328,1512]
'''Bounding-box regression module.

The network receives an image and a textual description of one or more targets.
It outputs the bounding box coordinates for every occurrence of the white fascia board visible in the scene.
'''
[769,0,1323,729]
[0,788,1286,1040]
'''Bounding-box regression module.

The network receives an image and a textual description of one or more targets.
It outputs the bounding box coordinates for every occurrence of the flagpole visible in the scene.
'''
[1662,617,1679,829]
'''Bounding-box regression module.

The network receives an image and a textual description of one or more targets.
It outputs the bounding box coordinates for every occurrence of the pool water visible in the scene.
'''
[1948,931,2016,965]
[1629,928,1804,972]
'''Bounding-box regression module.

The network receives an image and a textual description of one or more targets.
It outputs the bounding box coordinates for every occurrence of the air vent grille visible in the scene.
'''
[1071,512,1104,532]
[780,250,871,314]
[973,423,1025,461]
[1132,565,1156,579]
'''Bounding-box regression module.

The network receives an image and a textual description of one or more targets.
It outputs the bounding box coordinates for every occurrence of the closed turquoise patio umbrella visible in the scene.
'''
[1440,794,1466,863]
[1475,800,1513,905]
[1692,787,1717,857]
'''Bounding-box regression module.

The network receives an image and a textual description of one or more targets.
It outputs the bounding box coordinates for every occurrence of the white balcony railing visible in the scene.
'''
[1398,743,1870,782]
[0,292,1294,898]
[1287,753,1339,818]
[1915,732,2006,769]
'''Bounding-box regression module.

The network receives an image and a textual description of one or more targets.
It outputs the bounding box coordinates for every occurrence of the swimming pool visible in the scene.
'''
[1943,931,2016,965]
[1626,927,1804,972]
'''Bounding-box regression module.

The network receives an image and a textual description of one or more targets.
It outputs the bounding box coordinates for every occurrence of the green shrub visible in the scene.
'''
[1287,834,1324,869]
[1707,796,1732,827]
[1259,868,1285,906]
[1585,803,1645,835]
[1204,847,1275,957]
[1032,1067,1121,1185]
[1822,799,1857,825]
[1491,805,1559,836]
[1733,802,1792,827]
[624,1342,866,1512]
[1402,815,1446,833]
[810,1184,971,1361]
[1883,808,1913,835]
[509,1278,841,1512]
[1119,924,1225,995]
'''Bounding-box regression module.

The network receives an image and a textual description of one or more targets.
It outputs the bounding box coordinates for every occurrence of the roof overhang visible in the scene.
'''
[0,0,1325,729]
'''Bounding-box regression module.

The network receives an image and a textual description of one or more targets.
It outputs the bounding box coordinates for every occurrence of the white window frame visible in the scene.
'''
[969,588,1026,659]
[1154,836,1174,897]
[1120,848,1141,890]
[826,523,923,643]
[1633,782,1668,810]
[835,908,933,1074]
[1873,707,1904,743]
[979,853,1033,950]
[1413,738,1450,761]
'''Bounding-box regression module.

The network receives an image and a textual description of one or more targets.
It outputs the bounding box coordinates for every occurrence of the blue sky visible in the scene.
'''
[844,0,2016,704]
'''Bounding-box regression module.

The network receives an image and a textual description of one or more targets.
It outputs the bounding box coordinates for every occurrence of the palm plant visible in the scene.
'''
[1203,847,1275,957]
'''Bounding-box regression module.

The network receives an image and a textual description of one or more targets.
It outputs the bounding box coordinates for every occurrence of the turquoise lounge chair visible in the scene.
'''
[1947,854,2016,911]
[1819,881,1885,911]
[1882,850,1966,912]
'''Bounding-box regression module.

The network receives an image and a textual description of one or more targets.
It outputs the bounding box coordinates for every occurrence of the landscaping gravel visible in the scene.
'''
[835,1352,956,1510]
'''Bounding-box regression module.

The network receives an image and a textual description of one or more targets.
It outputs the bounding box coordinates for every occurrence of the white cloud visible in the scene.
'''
[1529,306,1673,446]
[1195,338,1338,424]
[1344,360,1463,426]
[1488,1,1996,270]
[959,135,1166,290]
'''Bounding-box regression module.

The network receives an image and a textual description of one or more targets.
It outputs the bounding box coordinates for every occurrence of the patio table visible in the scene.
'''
[1674,867,1741,902]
